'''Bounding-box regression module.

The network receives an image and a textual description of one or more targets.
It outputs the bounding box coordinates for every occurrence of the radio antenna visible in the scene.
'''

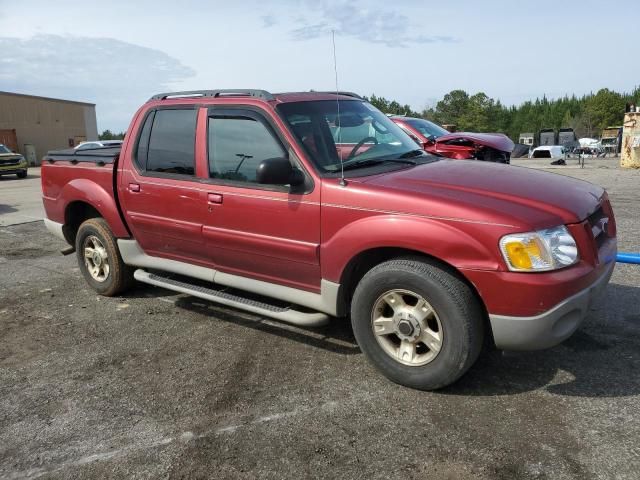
[332,29,346,187]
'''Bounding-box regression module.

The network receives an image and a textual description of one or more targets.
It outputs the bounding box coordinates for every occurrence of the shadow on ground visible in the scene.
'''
[125,280,640,397]
[444,282,640,398]
[176,295,360,356]
[0,204,18,215]
[124,282,360,356]
[0,175,29,181]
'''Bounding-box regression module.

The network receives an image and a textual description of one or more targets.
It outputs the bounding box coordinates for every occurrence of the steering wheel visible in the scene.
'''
[347,137,378,160]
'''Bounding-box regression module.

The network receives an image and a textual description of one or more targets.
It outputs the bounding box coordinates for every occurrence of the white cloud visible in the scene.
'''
[261,15,277,28]
[287,1,457,47]
[0,35,196,130]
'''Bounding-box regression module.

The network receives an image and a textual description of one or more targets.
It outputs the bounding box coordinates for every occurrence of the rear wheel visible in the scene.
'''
[75,218,134,296]
[351,258,484,390]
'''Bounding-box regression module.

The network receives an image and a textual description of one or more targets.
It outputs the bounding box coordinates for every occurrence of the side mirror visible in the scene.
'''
[410,134,432,149]
[256,157,304,186]
[423,136,436,147]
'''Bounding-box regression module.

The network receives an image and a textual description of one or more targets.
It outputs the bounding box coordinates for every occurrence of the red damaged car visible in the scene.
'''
[391,116,514,163]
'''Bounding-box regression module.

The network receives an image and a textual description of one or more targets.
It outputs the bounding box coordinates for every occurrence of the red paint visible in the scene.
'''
[41,165,130,238]
[41,92,616,317]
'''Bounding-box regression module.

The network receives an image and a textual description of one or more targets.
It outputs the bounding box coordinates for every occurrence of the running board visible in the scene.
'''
[133,269,330,327]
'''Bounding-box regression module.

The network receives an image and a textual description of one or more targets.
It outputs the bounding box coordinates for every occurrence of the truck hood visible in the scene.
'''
[358,159,603,227]
[436,132,514,153]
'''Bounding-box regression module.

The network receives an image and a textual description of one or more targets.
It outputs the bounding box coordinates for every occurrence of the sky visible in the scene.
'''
[0,0,637,131]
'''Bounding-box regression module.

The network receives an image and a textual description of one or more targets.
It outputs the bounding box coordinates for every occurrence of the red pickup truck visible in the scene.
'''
[41,90,617,390]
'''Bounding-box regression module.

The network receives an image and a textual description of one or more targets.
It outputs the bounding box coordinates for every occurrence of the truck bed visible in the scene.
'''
[44,146,121,165]
[41,146,129,238]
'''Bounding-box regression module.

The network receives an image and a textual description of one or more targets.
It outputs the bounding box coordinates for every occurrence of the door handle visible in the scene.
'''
[207,193,223,204]
[129,183,140,192]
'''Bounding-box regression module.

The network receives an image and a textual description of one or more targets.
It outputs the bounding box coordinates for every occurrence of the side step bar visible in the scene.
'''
[134,269,330,327]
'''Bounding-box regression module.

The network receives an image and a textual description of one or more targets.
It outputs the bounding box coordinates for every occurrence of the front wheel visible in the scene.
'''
[75,218,134,296]
[351,258,484,390]
[17,170,27,179]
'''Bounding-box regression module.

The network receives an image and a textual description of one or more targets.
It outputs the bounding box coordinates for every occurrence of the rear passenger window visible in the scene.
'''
[146,109,197,175]
[134,111,154,170]
[208,115,286,184]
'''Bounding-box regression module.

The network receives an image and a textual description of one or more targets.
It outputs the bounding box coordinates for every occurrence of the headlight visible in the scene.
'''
[499,226,578,272]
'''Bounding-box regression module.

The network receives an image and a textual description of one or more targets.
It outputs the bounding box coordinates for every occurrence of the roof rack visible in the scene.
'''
[149,89,274,102]
[310,90,363,100]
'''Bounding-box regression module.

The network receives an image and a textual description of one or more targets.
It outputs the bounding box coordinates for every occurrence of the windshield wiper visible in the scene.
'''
[340,158,417,171]
[398,149,426,159]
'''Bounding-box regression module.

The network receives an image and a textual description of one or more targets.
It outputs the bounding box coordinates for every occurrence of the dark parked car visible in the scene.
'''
[0,144,28,178]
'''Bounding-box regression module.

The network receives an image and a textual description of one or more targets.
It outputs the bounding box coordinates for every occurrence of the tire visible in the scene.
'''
[17,170,27,179]
[75,218,134,296]
[351,258,484,390]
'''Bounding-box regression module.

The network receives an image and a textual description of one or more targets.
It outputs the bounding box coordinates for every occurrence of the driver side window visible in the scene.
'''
[208,114,286,184]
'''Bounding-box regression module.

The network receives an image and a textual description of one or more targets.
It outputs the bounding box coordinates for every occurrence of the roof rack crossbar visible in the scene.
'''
[311,90,363,100]
[149,89,274,101]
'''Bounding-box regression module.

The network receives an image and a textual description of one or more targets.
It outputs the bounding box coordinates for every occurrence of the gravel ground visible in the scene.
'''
[0,165,639,479]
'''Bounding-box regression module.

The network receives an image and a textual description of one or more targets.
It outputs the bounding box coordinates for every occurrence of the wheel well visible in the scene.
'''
[338,247,492,341]
[63,201,102,245]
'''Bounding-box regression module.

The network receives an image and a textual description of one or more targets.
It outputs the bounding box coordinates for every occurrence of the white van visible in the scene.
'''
[529,145,565,159]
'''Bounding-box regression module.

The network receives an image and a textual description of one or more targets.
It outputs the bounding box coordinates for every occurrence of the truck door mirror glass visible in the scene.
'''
[256,157,304,186]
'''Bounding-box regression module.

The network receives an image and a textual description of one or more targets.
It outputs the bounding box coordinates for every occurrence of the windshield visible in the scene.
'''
[277,100,423,173]
[76,143,99,150]
[0,144,12,154]
[403,118,449,140]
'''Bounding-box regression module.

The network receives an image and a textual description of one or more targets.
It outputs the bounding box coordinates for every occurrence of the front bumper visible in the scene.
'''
[488,260,615,350]
[0,161,28,175]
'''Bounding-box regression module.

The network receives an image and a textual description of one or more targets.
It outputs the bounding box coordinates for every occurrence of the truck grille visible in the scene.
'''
[0,158,20,166]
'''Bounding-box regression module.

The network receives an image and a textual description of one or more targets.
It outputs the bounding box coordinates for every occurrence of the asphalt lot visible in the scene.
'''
[1,164,639,479]
[0,172,44,226]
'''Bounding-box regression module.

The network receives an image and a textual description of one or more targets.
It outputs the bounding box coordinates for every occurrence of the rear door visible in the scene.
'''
[119,107,211,267]
[201,106,321,292]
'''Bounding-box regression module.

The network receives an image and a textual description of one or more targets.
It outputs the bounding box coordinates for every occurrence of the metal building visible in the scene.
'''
[518,133,534,146]
[539,128,556,146]
[558,128,577,148]
[0,91,98,164]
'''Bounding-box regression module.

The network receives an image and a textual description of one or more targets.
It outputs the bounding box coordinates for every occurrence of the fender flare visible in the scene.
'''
[61,178,129,238]
[322,214,501,283]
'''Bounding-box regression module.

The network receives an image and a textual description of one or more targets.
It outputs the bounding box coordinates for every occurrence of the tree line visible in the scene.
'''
[99,86,639,143]
[365,86,640,141]
[98,129,125,140]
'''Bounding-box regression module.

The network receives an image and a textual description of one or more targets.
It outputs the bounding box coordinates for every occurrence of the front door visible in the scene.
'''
[201,107,321,292]
[119,107,210,267]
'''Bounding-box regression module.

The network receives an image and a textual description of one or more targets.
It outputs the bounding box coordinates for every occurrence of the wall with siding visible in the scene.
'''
[0,91,98,163]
